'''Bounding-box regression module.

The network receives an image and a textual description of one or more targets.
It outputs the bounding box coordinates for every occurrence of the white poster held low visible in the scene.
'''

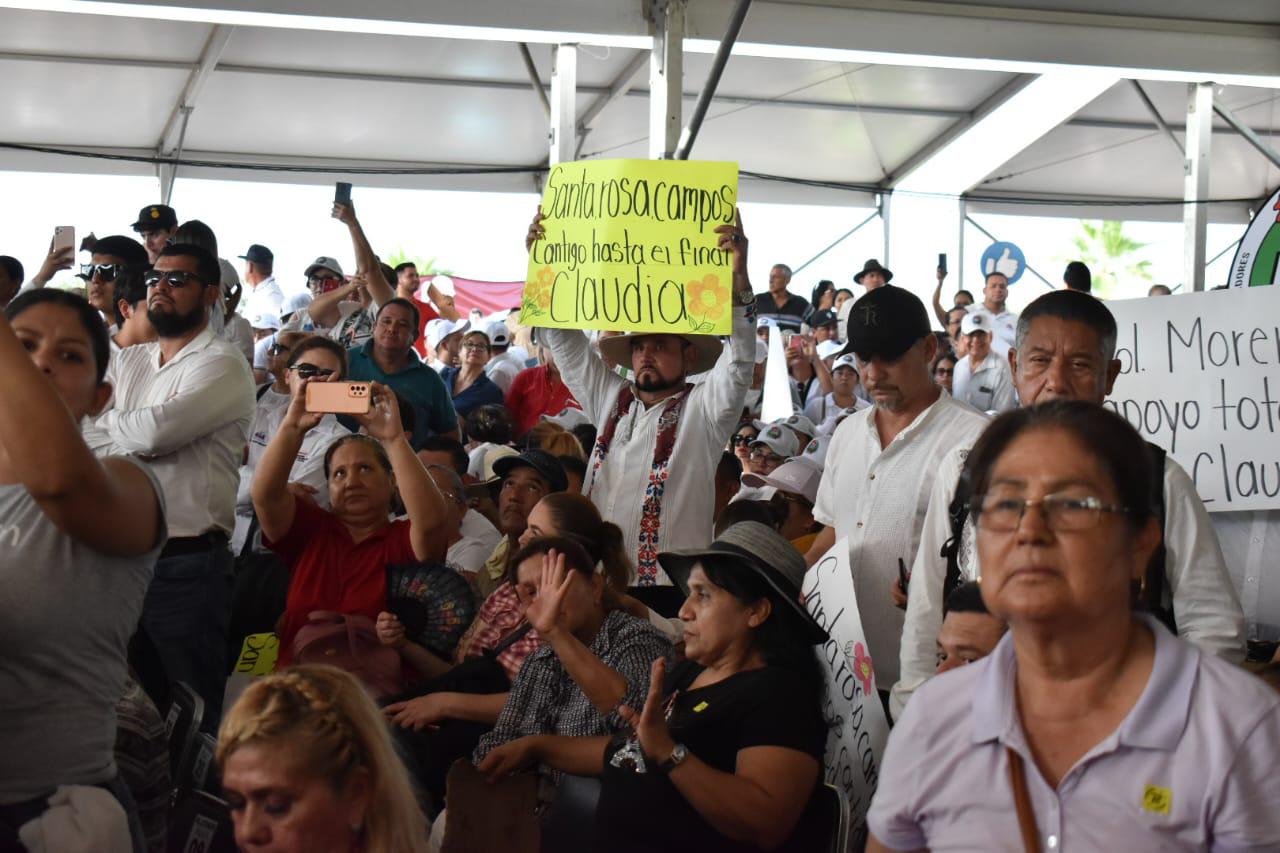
[802,537,891,851]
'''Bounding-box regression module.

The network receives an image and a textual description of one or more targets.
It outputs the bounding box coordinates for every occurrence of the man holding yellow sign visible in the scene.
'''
[523,159,754,612]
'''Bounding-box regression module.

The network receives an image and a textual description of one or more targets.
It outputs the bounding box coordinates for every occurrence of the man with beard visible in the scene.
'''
[526,210,754,614]
[805,285,988,704]
[88,243,255,728]
[891,290,1245,718]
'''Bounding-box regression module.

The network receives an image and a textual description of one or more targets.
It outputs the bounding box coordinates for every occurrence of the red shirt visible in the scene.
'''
[505,364,580,438]
[264,496,417,666]
[409,297,440,358]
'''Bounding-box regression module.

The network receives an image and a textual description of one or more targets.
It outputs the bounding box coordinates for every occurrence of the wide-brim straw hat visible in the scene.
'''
[597,332,724,376]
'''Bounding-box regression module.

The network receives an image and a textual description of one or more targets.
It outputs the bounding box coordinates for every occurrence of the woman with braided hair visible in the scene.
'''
[218,665,428,852]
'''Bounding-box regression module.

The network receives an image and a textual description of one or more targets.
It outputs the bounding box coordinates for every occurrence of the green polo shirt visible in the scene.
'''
[344,341,458,447]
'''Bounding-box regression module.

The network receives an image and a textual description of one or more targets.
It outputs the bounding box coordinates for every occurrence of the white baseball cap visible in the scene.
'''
[485,319,511,347]
[750,424,800,458]
[960,309,993,337]
[282,291,313,316]
[425,318,471,351]
[250,312,281,331]
[817,339,844,361]
[303,256,344,278]
[756,413,818,440]
[741,459,821,504]
[832,353,858,372]
[540,407,591,431]
[799,435,831,468]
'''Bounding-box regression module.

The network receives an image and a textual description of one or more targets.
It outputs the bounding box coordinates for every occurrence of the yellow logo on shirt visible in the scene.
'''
[1141,785,1172,815]
[693,701,709,712]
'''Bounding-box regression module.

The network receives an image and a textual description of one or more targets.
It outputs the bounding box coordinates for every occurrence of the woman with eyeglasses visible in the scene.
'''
[251,371,450,684]
[868,401,1280,853]
[232,335,352,553]
[440,330,504,420]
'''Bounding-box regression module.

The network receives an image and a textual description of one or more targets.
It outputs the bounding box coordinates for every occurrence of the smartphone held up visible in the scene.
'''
[306,381,371,415]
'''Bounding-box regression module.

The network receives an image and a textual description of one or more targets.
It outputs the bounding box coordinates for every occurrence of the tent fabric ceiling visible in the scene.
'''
[0,3,1278,221]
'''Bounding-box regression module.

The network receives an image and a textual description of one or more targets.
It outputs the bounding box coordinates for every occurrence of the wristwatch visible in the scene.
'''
[657,743,689,774]
[733,286,754,307]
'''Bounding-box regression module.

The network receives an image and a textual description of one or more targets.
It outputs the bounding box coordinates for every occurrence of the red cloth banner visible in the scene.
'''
[423,275,525,316]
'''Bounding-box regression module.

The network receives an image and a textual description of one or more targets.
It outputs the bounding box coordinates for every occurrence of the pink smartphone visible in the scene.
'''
[306,382,371,415]
[52,225,75,256]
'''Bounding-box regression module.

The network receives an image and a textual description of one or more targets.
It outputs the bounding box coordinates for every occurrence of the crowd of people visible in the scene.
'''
[0,197,1277,853]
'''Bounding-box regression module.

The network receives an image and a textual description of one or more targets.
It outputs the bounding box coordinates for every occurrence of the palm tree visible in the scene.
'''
[385,249,452,277]
[1067,220,1153,299]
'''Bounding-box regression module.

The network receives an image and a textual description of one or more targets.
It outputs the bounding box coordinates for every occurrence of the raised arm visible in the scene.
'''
[931,266,949,328]
[307,278,363,329]
[0,309,162,556]
[804,335,833,395]
[355,384,449,561]
[697,211,755,437]
[23,238,76,291]
[250,384,318,543]
[425,280,461,322]
[333,201,394,308]
[98,350,254,457]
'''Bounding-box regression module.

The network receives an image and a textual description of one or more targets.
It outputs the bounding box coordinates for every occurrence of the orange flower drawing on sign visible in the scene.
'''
[685,274,722,318]
[525,266,555,314]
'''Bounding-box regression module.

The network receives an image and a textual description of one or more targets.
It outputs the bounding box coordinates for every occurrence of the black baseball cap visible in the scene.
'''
[491,449,568,494]
[238,244,274,266]
[131,204,178,232]
[810,309,838,329]
[840,285,932,362]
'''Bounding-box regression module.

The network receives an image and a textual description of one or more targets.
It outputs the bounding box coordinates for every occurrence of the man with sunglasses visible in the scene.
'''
[88,242,255,730]
[56,234,149,318]
[892,290,1245,719]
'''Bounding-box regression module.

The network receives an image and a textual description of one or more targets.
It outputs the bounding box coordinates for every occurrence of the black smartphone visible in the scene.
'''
[897,558,909,595]
[938,253,947,273]
[334,181,352,205]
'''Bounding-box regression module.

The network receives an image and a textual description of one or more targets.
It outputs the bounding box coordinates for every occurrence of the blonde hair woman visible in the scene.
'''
[218,666,428,852]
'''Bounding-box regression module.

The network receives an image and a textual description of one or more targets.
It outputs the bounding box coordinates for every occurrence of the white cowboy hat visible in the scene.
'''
[597,332,724,376]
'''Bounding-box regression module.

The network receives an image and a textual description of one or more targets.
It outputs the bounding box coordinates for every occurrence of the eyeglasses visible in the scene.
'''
[462,342,490,351]
[935,367,954,376]
[975,493,1130,532]
[78,263,129,282]
[731,434,755,447]
[289,364,337,379]
[144,270,206,289]
[308,274,341,286]
[748,448,785,465]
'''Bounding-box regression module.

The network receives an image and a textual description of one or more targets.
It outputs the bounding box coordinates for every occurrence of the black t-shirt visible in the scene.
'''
[754,293,812,331]
[595,660,826,853]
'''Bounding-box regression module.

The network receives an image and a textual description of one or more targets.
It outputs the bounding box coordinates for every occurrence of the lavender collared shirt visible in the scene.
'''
[869,615,1280,852]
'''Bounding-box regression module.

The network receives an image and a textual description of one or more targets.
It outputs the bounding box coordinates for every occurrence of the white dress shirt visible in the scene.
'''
[1212,510,1280,642]
[545,307,754,585]
[448,511,503,575]
[893,444,1248,719]
[803,392,869,425]
[222,313,255,364]
[989,307,1017,356]
[484,350,524,395]
[231,403,349,553]
[91,325,255,538]
[242,276,283,322]
[951,350,1017,413]
[813,393,989,687]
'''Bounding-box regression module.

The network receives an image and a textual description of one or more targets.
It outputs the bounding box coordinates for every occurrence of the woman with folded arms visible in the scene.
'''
[0,290,165,851]
[868,401,1280,852]
[477,522,828,852]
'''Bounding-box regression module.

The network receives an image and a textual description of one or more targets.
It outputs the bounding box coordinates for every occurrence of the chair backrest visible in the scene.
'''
[782,783,848,853]
[539,774,601,852]
[442,760,539,853]
[188,732,220,794]
[167,790,237,853]
[165,682,205,795]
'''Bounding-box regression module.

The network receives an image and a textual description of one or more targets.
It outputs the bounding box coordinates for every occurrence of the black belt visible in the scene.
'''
[159,531,229,560]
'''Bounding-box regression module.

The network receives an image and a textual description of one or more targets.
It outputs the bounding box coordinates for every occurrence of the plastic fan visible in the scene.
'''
[384,562,478,657]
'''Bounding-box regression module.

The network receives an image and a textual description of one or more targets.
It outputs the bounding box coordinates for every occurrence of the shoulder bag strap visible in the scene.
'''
[1006,748,1040,853]
[484,621,534,660]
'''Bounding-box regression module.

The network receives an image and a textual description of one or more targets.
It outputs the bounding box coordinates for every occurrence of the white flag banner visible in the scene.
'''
[802,537,891,850]
[1106,286,1280,511]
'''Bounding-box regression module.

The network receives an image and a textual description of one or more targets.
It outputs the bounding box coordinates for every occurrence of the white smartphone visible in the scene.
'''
[52,225,75,256]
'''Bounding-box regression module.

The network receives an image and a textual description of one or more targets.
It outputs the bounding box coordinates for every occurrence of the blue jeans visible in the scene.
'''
[136,546,232,734]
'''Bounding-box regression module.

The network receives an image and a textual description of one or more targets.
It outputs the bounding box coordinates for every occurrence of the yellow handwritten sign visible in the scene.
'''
[234,632,280,677]
[523,158,739,335]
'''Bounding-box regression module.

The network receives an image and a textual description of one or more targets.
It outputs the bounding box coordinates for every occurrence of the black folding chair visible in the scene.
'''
[166,790,237,853]
[164,682,205,805]
[782,783,849,853]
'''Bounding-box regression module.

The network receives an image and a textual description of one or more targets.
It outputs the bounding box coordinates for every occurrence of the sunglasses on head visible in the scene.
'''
[290,364,336,379]
[144,270,206,289]
[78,263,127,282]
